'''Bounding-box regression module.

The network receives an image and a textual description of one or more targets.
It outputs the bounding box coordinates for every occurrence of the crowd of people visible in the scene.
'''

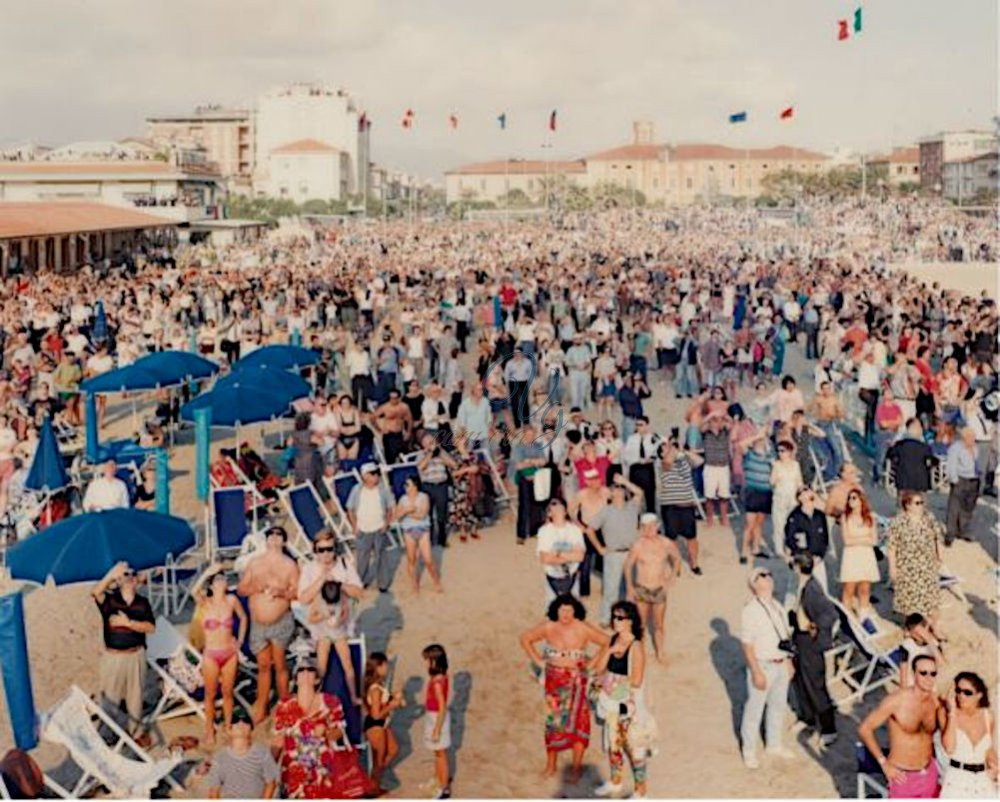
[2,197,996,799]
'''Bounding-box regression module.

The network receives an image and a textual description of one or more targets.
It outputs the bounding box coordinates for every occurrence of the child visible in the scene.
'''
[423,644,451,799]
[363,652,403,793]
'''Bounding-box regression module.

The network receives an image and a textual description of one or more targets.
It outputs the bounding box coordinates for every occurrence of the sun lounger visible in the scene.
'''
[828,600,901,707]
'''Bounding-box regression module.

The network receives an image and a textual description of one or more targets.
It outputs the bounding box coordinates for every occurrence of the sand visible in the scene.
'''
[0,286,997,798]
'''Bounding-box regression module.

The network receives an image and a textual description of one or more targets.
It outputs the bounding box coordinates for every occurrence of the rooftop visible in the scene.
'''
[0,161,220,178]
[585,143,829,162]
[446,159,587,175]
[270,139,340,155]
[869,146,920,164]
[147,107,250,123]
[0,201,174,239]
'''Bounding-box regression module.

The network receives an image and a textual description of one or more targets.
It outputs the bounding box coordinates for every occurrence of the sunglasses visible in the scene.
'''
[911,499,924,506]
[612,614,629,621]
[755,571,772,579]
[956,687,978,697]
[121,570,136,578]
[315,546,336,554]
[916,670,938,677]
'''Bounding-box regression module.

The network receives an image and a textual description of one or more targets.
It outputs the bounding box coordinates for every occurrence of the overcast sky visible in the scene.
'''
[2,0,995,179]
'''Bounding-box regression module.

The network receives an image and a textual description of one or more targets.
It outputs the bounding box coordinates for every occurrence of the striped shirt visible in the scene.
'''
[204,743,279,799]
[742,448,774,492]
[702,429,731,467]
[656,457,695,507]
[419,454,450,485]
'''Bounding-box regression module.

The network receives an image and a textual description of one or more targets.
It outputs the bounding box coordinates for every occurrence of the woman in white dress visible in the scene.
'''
[838,489,880,618]
[940,671,997,798]
[770,439,803,543]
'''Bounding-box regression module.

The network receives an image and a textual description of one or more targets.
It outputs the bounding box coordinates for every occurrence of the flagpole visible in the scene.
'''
[505,157,510,231]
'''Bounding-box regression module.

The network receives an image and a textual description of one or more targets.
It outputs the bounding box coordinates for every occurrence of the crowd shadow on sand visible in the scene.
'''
[448,671,473,784]
[708,616,748,743]
[555,762,602,799]
[355,587,405,654]
[794,710,860,798]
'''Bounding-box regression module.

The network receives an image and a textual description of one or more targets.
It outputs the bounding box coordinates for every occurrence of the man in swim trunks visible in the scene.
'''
[858,654,944,798]
[624,513,678,663]
[372,389,413,465]
[237,526,300,723]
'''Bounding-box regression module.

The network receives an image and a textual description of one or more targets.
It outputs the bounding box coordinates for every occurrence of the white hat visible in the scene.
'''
[361,462,379,475]
[640,513,660,527]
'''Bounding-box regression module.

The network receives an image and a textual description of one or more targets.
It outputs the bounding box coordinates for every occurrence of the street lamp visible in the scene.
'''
[877,177,886,203]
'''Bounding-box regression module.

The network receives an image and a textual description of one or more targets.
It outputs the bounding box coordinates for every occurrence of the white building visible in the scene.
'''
[942,152,998,203]
[262,139,348,202]
[918,129,997,190]
[254,84,363,196]
[444,159,587,204]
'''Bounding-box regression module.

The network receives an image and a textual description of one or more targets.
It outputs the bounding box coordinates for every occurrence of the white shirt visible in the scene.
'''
[857,362,881,391]
[83,476,130,512]
[355,485,386,531]
[421,397,449,429]
[345,349,371,378]
[298,557,362,600]
[537,521,585,578]
[623,432,661,465]
[740,595,791,662]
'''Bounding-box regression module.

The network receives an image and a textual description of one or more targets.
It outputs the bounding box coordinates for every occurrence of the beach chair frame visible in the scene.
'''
[40,685,182,799]
[279,482,351,552]
[827,599,900,707]
[145,616,207,724]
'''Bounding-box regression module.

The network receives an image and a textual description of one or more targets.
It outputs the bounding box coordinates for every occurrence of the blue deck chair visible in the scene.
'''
[320,635,367,749]
[281,482,349,552]
[385,463,420,500]
[212,486,252,559]
[855,741,888,798]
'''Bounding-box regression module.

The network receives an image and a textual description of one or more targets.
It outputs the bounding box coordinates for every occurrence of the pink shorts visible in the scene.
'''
[888,760,939,798]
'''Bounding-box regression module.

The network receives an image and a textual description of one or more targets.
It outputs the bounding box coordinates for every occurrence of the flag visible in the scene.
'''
[401,108,414,129]
[497,112,506,130]
[549,110,557,132]
[779,107,794,120]
[449,113,458,130]
[838,19,849,40]
[358,112,367,132]
[853,6,862,33]
[728,111,747,124]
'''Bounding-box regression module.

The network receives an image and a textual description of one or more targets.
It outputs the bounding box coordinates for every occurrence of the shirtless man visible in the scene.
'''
[236,526,300,723]
[624,513,679,663]
[810,381,846,476]
[569,467,610,598]
[858,654,944,798]
[372,388,413,465]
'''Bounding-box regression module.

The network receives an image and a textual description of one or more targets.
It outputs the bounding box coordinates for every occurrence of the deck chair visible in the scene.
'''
[209,486,256,560]
[828,599,901,707]
[320,634,367,751]
[324,469,361,522]
[145,616,206,724]
[40,685,181,799]
[855,741,888,798]
[281,482,351,552]
[475,446,511,506]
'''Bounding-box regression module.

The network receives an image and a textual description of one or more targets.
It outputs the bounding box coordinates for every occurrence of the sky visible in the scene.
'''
[1,0,996,179]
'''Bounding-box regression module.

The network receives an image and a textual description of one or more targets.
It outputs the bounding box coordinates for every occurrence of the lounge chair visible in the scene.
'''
[280,482,351,552]
[855,740,888,798]
[828,599,901,707]
[208,486,257,561]
[40,685,181,799]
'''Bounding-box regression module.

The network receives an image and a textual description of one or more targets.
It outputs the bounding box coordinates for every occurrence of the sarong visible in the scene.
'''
[889,760,939,799]
[544,663,590,752]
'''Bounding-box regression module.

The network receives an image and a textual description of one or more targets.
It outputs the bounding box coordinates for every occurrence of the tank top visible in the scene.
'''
[607,636,633,676]
[952,709,993,764]
[426,675,449,712]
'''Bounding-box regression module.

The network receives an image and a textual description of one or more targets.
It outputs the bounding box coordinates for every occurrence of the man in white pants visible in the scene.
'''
[739,567,796,769]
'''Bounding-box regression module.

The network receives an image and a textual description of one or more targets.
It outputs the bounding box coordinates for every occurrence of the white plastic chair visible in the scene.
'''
[828,600,901,707]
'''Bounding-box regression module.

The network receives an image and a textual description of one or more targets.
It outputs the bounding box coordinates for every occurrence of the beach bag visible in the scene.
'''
[0,749,43,799]
[168,650,203,694]
[327,739,377,799]
[533,467,552,501]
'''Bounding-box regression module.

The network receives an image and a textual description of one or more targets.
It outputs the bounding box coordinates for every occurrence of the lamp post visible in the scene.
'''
[541,142,553,213]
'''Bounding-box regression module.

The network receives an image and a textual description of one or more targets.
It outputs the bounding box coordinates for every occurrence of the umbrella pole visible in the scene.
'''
[131,396,138,436]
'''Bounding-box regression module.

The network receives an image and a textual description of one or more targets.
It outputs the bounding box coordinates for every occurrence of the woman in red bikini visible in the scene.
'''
[195,569,248,746]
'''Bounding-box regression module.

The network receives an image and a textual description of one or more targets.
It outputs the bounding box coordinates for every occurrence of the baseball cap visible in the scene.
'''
[361,462,379,475]
[640,512,659,526]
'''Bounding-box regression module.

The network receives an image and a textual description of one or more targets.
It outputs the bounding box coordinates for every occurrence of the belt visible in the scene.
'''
[949,759,986,773]
[424,481,449,487]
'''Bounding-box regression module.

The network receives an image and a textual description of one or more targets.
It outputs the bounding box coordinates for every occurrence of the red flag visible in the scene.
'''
[549,109,557,132]
[837,19,849,40]
[449,114,458,129]
[404,108,414,118]
[779,107,794,120]
[358,112,367,132]
[402,108,414,129]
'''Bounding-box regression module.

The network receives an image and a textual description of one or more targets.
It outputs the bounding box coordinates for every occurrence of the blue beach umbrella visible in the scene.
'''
[134,350,218,384]
[24,416,69,493]
[5,509,196,585]
[80,363,164,394]
[180,372,308,428]
[218,365,311,400]
[233,345,319,373]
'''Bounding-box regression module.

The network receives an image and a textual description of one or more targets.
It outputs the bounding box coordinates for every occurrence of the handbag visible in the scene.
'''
[533,467,553,501]
[327,739,377,799]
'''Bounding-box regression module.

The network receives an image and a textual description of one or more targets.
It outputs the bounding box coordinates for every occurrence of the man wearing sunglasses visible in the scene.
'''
[859,654,943,797]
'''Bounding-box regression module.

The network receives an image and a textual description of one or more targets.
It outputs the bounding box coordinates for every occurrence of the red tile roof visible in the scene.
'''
[671,143,828,161]
[0,202,174,240]
[869,146,920,165]
[270,138,339,155]
[447,159,587,175]
[587,144,666,162]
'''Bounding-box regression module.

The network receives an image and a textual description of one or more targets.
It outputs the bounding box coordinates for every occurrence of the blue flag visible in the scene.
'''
[729,111,748,124]
[498,112,506,130]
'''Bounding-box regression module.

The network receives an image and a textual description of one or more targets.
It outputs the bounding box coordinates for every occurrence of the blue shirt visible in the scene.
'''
[945,441,978,482]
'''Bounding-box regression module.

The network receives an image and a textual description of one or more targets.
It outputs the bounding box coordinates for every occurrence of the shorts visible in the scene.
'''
[888,760,939,798]
[249,610,296,655]
[424,710,452,751]
[661,504,697,540]
[703,465,731,499]
[662,348,679,366]
[403,526,430,543]
[489,398,509,413]
[744,488,773,515]
[634,583,667,604]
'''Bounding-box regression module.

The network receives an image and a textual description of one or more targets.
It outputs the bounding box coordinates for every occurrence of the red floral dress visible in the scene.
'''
[273,693,346,799]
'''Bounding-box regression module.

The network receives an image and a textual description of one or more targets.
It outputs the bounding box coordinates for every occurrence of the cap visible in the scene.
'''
[361,462,379,475]
[295,657,318,675]
[639,512,659,527]
[747,567,772,588]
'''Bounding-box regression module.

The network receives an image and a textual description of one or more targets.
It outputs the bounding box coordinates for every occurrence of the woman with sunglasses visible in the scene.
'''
[940,672,997,797]
[885,491,944,638]
[838,488,879,620]
[592,602,653,799]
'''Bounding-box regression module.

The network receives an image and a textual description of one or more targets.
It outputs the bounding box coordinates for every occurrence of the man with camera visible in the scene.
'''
[739,567,796,769]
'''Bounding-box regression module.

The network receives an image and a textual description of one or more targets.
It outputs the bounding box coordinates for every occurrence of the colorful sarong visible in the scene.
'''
[544,663,590,752]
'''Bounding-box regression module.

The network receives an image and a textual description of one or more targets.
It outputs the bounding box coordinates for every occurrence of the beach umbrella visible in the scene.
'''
[180,371,308,428]
[133,350,219,384]
[5,509,196,586]
[24,416,69,493]
[80,363,163,394]
[91,301,108,344]
[233,344,319,373]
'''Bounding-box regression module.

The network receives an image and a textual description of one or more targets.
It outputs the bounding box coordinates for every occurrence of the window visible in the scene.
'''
[527,179,534,190]
[685,178,692,189]
[730,177,735,189]
[480,179,486,190]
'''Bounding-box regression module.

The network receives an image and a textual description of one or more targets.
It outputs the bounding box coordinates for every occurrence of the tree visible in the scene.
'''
[590,181,646,208]
[497,188,532,208]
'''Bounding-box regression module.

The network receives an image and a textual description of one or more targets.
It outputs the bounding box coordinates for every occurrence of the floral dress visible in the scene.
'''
[887,512,943,617]
[272,693,345,799]
[449,451,481,533]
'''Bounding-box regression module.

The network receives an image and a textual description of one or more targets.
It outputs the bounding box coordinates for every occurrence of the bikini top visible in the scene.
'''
[545,646,588,662]
[203,615,234,631]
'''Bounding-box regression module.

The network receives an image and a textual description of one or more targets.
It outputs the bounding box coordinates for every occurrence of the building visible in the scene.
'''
[942,152,998,203]
[254,84,363,196]
[147,106,254,182]
[0,201,174,275]
[918,130,997,190]
[867,146,920,187]
[444,159,587,204]
[0,158,223,223]
[261,139,348,202]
